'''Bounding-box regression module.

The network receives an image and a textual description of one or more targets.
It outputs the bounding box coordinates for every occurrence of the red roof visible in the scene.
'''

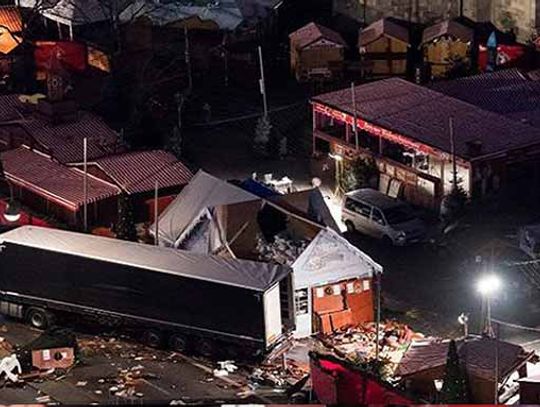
[0,95,124,164]
[312,78,540,160]
[422,19,474,44]
[0,147,120,210]
[0,6,22,33]
[396,336,535,381]
[358,18,410,47]
[92,150,193,195]
[289,22,347,50]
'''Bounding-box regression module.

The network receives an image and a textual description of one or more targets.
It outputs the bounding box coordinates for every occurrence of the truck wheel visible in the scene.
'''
[169,334,189,353]
[143,330,162,348]
[26,307,52,330]
[197,338,215,358]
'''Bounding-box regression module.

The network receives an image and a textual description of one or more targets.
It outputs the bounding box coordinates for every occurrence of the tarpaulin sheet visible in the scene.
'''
[292,227,380,289]
[35,41,86,72]
[152,170,258,247]
[0,226,291,292]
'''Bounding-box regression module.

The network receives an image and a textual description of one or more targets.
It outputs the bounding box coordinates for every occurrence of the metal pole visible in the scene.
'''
[258,46,268,119]
[494,321,499,404]
[154,180,159,246]
[184,26,192,93]
[449,116,458,189]
[83,137,88,232]
[375,271,381,361]
[351,82,359,150]
[487,296,492,335]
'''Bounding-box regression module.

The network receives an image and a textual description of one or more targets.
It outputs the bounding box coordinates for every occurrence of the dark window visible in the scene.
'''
[295,289,308,315]
[384,205,416,225]
[372,208,385,225]
[346,199,371,218]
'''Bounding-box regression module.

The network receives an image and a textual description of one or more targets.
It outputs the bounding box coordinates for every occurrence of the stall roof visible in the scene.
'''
[0,94,123,164]
[312,78,540,160]
[430,69,540,129]
[421,19,474,44]
[91,150,193,195]
[289,22,347,50]
[0,147,120,210]
[292,227,381,289]
[121,0,281,30]
[358,17,410,47]
[0,226,291,292]
[396,336,535,381]
[18,0,133,26]
[153,170,259,246]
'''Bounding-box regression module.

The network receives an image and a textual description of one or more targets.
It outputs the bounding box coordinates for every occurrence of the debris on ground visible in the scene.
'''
[317,321,426,378]
[213,360,238,377]
[255,234,309,265]
[0,354,22,382]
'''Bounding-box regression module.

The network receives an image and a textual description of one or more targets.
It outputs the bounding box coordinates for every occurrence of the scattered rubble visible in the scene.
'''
[255,234,309,265]
[318,321,426,378]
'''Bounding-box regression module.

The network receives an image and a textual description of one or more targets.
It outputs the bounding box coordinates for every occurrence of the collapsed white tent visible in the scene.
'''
[151,170,259,248]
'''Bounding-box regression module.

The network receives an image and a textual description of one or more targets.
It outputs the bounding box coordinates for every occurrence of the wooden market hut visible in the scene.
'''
[358,17,411,77]
[421,18,474,78]
[289,22,347,82]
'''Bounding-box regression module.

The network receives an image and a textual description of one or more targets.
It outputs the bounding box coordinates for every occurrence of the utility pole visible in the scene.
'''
[83,137,88,232]
[184,26,192,93]
[494,321,500,404]
[363,0,367,24]
[375,270,381,362]
[449,116,458,189]
[258,46,268,119]
[154,180,159,246]
[351,82,359,150]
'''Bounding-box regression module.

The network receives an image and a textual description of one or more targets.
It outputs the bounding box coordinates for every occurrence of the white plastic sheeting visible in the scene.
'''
[0,226,291,292]
[151,170,258,247]
[292,228,382,289]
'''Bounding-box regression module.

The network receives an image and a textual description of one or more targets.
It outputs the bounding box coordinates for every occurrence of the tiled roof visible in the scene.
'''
[422,19,474,44]
[0,6,22,33]
[312,78,540,159]
[290,22,347,50]
[397,337,534,381]
[92,150,194,195]
[0,94,123,164]
[0,147,120,210]
[358,18,410,47]
[430,69,540,129]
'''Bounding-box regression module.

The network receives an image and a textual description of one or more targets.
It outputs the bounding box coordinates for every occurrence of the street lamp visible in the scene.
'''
[476,274,501,337]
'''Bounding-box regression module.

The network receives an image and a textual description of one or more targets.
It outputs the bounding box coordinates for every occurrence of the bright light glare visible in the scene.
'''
[476,274,502,296]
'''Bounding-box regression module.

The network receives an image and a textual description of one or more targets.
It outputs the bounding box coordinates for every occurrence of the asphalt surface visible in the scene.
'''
[0,317,285,405]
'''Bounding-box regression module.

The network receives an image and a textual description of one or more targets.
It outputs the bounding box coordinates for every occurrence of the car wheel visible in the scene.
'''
[26,307,53,330]
[345,221,356,233]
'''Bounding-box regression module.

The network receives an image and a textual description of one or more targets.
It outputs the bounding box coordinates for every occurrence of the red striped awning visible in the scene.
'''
[1,147,120,210]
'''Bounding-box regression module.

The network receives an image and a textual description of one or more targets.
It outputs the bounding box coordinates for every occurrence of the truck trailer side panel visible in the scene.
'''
[1,242,265,341]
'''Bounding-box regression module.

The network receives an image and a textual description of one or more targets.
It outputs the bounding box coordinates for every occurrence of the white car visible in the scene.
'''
[342,188,426,245]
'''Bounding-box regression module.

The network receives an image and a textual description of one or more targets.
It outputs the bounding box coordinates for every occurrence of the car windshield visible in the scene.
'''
[384,206,416,225]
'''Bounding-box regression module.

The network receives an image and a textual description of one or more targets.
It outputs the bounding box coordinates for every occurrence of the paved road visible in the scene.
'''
[0,318,281,405]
